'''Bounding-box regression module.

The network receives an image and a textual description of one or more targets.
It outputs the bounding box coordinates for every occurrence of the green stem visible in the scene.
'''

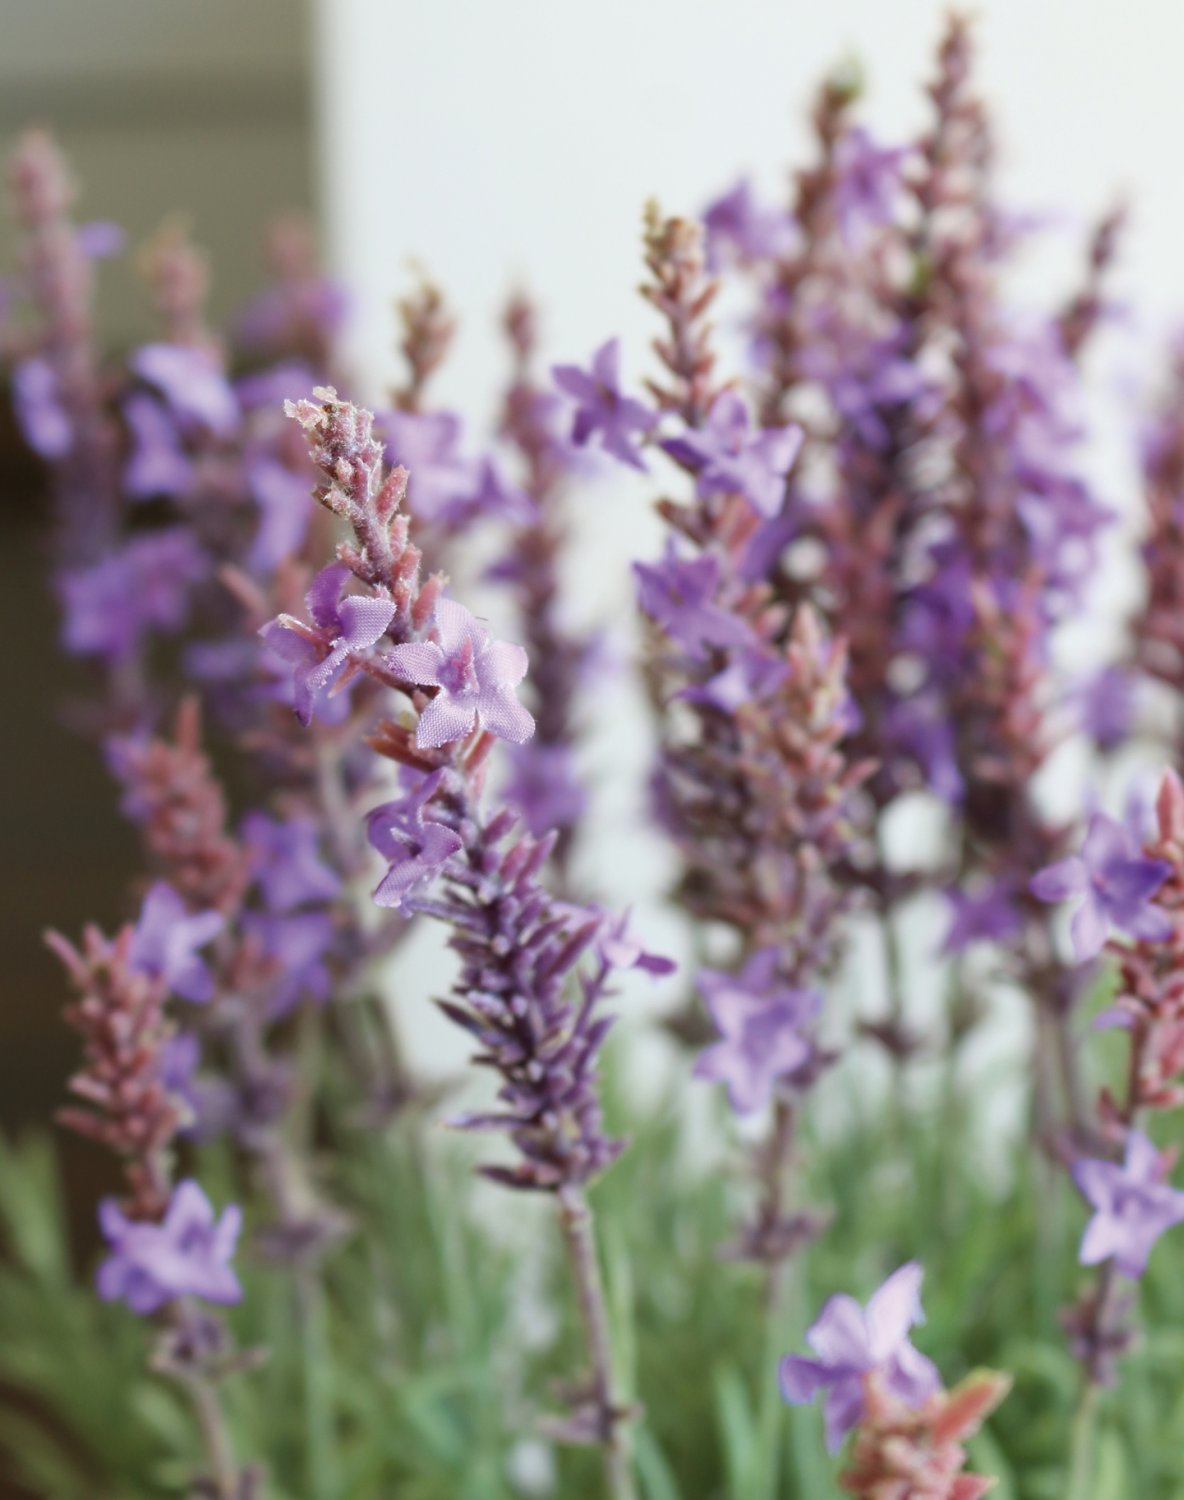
[1066,1379,1100,1500]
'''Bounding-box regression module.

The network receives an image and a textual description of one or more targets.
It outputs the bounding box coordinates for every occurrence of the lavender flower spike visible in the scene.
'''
[693,949,820,1114]
[387,597,535,749]
[1073,1130,1184,1279]
[1029,811,1172,961]
[552,338,656,470]
[97,1180,242,1315]
[779,1262,941,1452]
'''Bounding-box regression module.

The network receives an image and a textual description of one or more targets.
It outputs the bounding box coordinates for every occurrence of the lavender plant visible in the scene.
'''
[10,14,1184,1500]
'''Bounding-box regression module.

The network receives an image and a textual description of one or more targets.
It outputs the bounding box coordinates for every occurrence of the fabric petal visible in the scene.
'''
[416,693,477,749]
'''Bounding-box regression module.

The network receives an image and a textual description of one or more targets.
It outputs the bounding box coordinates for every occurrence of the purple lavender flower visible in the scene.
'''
[243,813,340,912]
[1030,812,1172,961]
[941,879,1022,954]
[379,409,475,524]
[97,1180,242,1314]
[59,530,207,661]
[1075,665,1137,752]
[502,741,588,838]
[122,393,192,499]
[128,883,223,1003]
[131,342,239,436]
[693,949,821,1114]
[260,562,396,725]
[778,1262,941,1452]
[367,770,463,910]
[593,909,677,978]
[833,127,909,247]
[12,356,71,458]
[552,339,656,470]
[245,909,337,1017]
[702,179,795,269]
[679,643,788,712]
[662,390,801,518]
[387,597,535,749]
[634,543,754,661]
[1074,1131,1184,1278]
[246,456,314,572]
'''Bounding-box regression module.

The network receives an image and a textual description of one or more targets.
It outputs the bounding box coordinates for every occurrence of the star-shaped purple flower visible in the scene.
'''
[387,598,535,749]
[693,949,821,1114]
[128,883,223,1003]
[1074,1131,1184,1279]
[702,179,795,269]
[131,342,239,437]
[242,812,340,912]
[260,563,396,726]
[833,128,910,247]
[1030,812,1172,961]
[941,879,1022,955]
[778,1262,941,1452]
[552,339,656,470]
[97,1180,242,1315]
[367,770,464,910]
[634,543,754,662]
[662,390,802,518]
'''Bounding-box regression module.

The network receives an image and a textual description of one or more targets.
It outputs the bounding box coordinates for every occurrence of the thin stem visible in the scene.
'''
[557,1186,637,1500]
[1066,1378,1100,1500]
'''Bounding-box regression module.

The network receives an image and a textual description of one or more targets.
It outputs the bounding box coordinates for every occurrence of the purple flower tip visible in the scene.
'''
[1073,1130,1184,1279]
[128,883,223,1003]
[97,1180,242,1315]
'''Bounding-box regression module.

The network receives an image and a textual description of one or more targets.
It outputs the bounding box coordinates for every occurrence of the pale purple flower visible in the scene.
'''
[97,1180,242,1315]
[833,128,909,247]
[242,813,339,912]
[131,343,239,436]
[387,597,535,749]
[634,543,754,661]
[594,909,677,977]
[128,883,223,1003]
[379,409,476,524]
[367,770,463,910]
[778,1262,941,1452]
[1030,812,1172,961]
[246,456,314,572]
[941,879,1022,954]
[1075,666,1137,752]
[260,563,396,725]
[59,530,207,661]
[702,179,795,268]
[552,339,656,470]
[662,390,801,518]
[693,949,821,1114]
[679,644,788,712]
[244,909,337,1017]
[123,393,192,499]
[503,741,588,837]
[1074,1131,1184,1279]
[12,356,71,458]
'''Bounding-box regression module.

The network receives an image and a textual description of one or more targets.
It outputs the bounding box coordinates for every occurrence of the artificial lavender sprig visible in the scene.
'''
[277,385,648,1498]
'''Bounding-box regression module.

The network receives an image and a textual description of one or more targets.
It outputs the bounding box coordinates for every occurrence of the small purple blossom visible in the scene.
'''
[12,356,71,458]
[693,949,821,1114]
[941,878,1022,954]
[833,127,909,247]
[59,530,208,661]
[128,883,223,1003]
[594,909,677,978]
[634,543,753,661]
[1075,665,1137,752]
[552,339,656,470]
[662,390,801,518]
[97,1180,242,1314]
[502,741,588,837]
[245,909,337,1017]
[702,179,795,269]
[367,770,464,910]
[242,813,340,912]
[778,1262,941,1452]
[260,562,396,726]
[1073,1131,1184,1279]
[387,597,535,749]
[131,343,239,437]
[246,456,314,572]
[1030,812,1172,961]
[122,393,192,499]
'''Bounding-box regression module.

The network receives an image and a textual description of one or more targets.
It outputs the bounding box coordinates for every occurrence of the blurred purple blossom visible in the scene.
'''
[122,393,192,500]
[833,127,909,246]
[243,813,339,913]
[59,529,207,661]
[552,339,656,470]
[662,390,801,518]
[1074,1131,1184,1278]
[779,1262,941,1452]
[502,741,588,838]
[941,879,1022,954]
[702,179,795,268]
[693,949,821,1114]
[97,1180,242,1315]
[1030,812,1172,961]
[131,342,239,436]
[12,356,71,458]
[128,883,223,1003]
[634,542,753,661]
